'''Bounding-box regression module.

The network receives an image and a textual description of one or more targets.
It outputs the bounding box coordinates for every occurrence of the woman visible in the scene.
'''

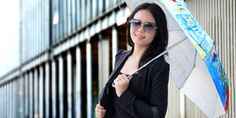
[96,3,169,118]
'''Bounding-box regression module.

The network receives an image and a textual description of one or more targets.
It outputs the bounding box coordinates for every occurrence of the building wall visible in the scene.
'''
[20,0,50,63]
[0,0,235,118]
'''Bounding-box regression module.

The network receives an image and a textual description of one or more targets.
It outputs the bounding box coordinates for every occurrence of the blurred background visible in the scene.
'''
[0,0,19,77]
[0,0,235,118]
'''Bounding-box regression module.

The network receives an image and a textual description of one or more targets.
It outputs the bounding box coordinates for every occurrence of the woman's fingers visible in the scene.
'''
[95,104,106,118]
[96,104,104,109]
[114,74,129,85]
[113,74,130,97]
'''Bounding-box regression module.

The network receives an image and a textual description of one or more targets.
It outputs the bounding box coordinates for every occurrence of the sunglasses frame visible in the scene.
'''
[129,19,158,33]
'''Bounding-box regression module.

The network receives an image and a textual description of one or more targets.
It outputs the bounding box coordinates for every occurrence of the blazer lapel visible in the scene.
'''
[108,51,131,84]
[99,50,130,106]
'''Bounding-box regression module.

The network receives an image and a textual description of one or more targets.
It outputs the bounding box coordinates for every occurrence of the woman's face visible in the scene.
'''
[130,9,157,48]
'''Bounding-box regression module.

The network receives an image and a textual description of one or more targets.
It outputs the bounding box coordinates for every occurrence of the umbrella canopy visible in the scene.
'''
[125,0,229,117]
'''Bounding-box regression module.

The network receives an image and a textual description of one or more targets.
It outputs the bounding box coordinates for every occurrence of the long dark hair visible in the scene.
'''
[127,3,168,64]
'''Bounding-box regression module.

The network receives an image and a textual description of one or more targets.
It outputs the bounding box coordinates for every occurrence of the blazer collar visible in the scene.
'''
[107,50,131,85]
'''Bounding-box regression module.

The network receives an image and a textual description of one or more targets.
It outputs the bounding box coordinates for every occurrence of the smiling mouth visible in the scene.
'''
[135,34,145,40]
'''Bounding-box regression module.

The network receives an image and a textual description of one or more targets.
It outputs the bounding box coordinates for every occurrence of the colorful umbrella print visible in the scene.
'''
[125,0,229,117]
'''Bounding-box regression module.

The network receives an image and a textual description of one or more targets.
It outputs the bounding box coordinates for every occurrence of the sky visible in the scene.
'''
[0,0,20,77]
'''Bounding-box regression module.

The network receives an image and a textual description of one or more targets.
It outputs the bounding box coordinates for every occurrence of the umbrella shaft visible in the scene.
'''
[112,37,187,87]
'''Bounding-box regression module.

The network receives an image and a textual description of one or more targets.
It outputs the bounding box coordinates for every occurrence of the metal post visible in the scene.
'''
[86,42,92,118]
[29,72,34,118]
[67,51,73,118]
[52,60,57,118]
[34,68,39,118]
[39,66,44,118]
[24,74,29,117]
[75,47,82,118]
[59,56,64,118]
[98,36,109,93]
[112,26,118,69]
[45,62,50,118]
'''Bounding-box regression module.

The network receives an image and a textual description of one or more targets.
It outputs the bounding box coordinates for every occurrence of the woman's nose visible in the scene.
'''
[137,24,145,33]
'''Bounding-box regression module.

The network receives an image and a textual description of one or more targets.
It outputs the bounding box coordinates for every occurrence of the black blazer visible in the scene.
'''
[100,50,169,118]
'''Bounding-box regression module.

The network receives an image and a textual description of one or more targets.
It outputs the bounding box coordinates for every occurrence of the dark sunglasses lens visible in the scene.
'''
[130,20,141,28]
[144,23,157,32]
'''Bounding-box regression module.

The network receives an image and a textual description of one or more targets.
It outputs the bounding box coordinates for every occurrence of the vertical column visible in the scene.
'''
[45,62,50,118]
[98,37,109,92]
[0,86,2,117]
[8,82,11,117]
[4,83,8,117]
[39,66,44,118]
[29,72,34,118]
[1,86,2,117]
[9,82,11,118]
[2,86,4,117]
[67,51,73,118]
[34,68,39,117]
[3,85,5,118]
[6,83,9,117]
[86,41,92,118]
[8,84,10,117]
[6,83,10,117]
[19,76,25,118]
[4,85,7,118]
[112,26,118,68]
[24,74,29,117]
[11,82,14,117]
[59,56,64,118]
[9,82,12,117]
[75,47,82,118]
[13,80,18,118]
[52,60,57,117]
[19,77,24,118]
[180,92,185,118]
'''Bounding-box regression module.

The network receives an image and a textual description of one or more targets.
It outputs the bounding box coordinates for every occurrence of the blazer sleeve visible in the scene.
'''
[116,59,170,118]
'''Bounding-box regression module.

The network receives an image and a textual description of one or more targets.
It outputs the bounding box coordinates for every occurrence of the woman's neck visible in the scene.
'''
[131,46,147,59]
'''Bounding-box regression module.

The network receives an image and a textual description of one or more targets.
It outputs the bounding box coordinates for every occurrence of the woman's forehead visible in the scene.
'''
[133,10,156,23]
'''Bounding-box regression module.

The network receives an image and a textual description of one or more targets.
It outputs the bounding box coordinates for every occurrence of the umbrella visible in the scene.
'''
[124,0,229,117]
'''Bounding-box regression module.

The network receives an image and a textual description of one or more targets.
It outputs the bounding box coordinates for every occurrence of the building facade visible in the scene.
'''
[0,0,235,118]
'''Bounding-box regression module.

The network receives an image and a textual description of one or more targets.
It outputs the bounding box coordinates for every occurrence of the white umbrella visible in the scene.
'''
[124,0,229,117]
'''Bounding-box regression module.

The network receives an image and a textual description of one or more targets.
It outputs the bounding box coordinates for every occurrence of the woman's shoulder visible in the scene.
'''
[116,49,129,55]
[115,49,130,58]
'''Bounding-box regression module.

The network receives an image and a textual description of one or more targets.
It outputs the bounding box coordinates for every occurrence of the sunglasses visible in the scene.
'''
[129,19,158,33]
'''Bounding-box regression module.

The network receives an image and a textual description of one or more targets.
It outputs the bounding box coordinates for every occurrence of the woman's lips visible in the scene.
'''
[135,34,145,40]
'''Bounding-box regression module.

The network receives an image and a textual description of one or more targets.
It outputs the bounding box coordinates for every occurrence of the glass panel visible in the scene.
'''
[63,0,67,38]
[98,0,104,15]
[67,0,72,33]
[53,0,59,43]
[71,0,76,31]
[81,0,86,25]
[76,0,81,27]
[92,0,97,20]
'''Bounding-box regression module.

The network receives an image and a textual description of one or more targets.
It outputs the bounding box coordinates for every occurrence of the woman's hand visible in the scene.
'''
[113,74,131,97]
[95,104,106,118]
